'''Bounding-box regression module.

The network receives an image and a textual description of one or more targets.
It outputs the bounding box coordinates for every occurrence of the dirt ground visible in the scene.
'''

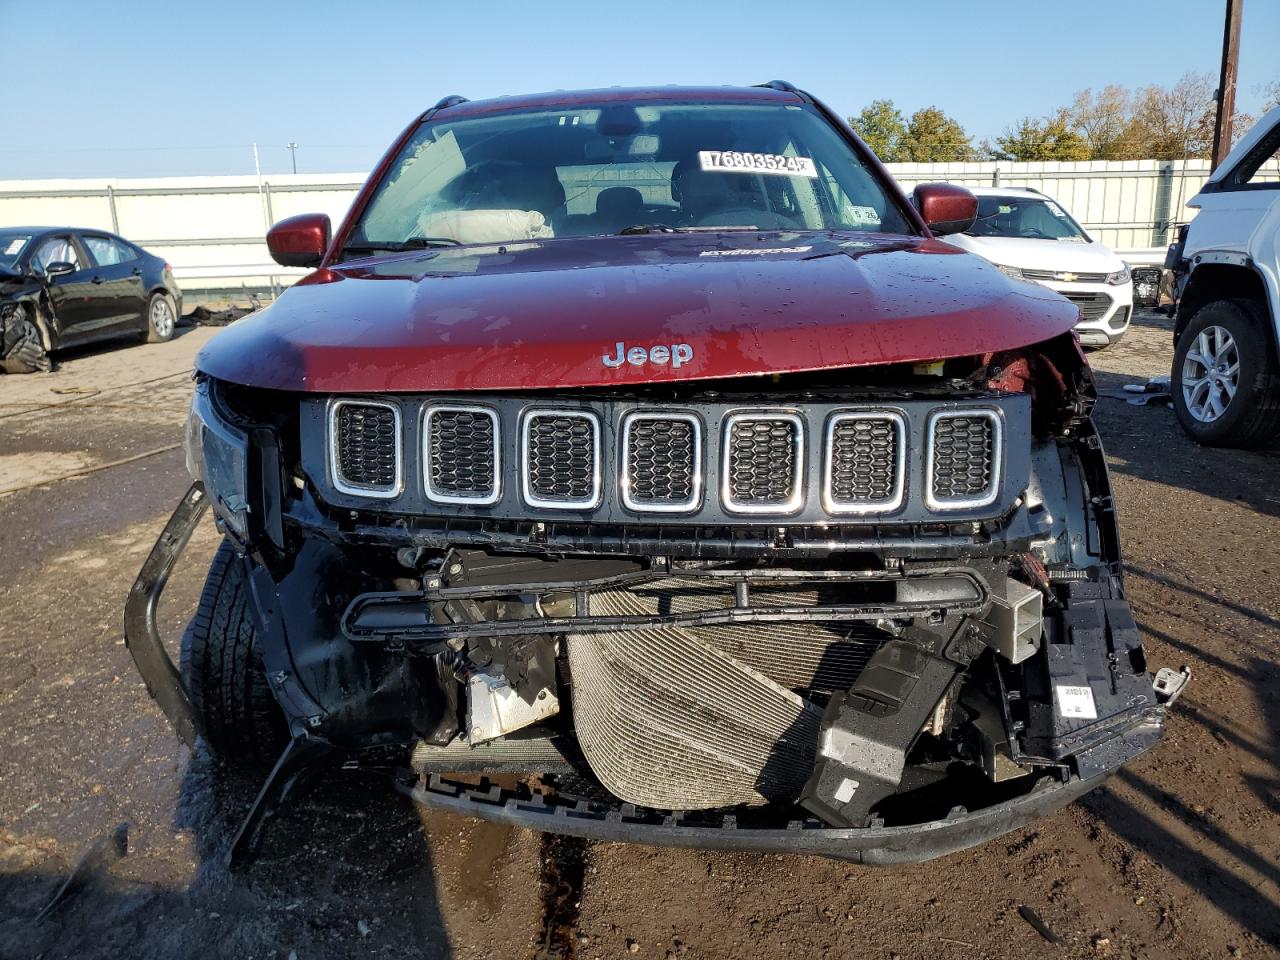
[0,314,1276,960]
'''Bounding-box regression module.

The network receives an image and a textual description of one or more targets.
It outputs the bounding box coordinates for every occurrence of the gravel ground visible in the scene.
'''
[0,314,1276,960]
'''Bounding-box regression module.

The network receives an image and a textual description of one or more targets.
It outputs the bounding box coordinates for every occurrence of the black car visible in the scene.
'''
[0,226,183,373]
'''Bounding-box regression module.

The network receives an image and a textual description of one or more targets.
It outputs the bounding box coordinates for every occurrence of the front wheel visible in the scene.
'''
[1171,298,1280,449]
[145,292,177,343]
[180,539,287,766]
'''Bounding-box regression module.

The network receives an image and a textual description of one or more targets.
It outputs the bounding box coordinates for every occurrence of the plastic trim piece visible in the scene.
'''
[422,404,502,506]
[327,398,404,499]
[619,411,704,514]
[821,410,908,515]
[520,408,603,510]
[924,407,1003,511]
[721,411,806,515]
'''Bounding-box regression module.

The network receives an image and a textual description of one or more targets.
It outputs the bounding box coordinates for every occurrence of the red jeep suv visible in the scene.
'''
[126,83,1172,865]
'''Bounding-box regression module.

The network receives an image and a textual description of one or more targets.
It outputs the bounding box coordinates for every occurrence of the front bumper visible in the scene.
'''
[404,769,1106,864]
[1042,280,1134,346]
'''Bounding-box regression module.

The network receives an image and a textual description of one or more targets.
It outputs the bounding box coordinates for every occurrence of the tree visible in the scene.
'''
[1260,79,1280,113]
[1126,72,1215,159]
[991,111,1090,161]
[901,106,974,162]
[849,99,908,162]
[1067,85,1132,159]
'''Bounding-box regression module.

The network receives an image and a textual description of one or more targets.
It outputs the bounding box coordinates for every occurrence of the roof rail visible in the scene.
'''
[421,94,468,122]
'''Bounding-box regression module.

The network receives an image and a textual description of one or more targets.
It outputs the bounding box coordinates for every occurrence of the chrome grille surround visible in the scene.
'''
[620,411,703,513]
[721,412,804,515]
[423,404,501,505]
[521,409,602,509]
[328,398,403,498]
[925,408,1002,511]
[821,410,907,515]
[1022,268,1108,283]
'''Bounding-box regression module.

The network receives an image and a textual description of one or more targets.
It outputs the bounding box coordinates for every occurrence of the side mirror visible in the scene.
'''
[43,261,76,278]
[912,183,978,236]
[267,213,331,268]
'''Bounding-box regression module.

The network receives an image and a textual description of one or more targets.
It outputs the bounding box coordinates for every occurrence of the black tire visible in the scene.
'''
[1171,298,1280,449]
[180,539,287,766]
[145,291,177,343]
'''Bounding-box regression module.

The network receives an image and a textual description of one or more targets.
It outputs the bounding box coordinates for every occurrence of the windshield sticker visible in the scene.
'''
[698,151,818,178]
[699,246,813,257]
[3,238,25,256]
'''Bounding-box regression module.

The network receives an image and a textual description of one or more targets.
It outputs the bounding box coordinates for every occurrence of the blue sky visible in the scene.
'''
[1,0,1277,180]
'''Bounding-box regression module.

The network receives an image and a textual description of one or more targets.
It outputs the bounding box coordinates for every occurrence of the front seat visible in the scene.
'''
[593,186,644,232]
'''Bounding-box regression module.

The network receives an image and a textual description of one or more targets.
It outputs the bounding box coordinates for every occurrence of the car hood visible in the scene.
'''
[197,231,1079,393]
[947,234,1124,273]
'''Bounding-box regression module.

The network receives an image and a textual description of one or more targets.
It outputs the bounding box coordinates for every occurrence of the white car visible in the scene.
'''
[1168,106,1280,448]
[946,187,1134,348]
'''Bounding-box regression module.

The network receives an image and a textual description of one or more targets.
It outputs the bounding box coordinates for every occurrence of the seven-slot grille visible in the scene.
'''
[329,400,402,497]
[823,412,905,514]
[324,400,1007,517]
[1063,291,1113,322]
[622,413,701,512]
[926,410,1000,509]
[424,406,499,504]
[722,413,804,514]
[522,411,601,508]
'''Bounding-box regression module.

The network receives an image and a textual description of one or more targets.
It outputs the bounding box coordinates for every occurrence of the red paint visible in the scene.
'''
[267,214,331,268]
[912,184,978,236]
[197,231,1079,393]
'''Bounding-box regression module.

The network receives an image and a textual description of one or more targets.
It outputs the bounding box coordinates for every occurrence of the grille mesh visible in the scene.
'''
[626,417,696,507]
[1064,292,1113,322]
[428,409,496,500]
[526,414,597,504]
[931,415,995,502]
[334,403,398,491]
[727,417,798,507]
[1022,268,1108,283]
[828,416,900,508]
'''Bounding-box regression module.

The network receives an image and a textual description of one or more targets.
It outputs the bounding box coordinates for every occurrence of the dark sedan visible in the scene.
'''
[0,226,182,372]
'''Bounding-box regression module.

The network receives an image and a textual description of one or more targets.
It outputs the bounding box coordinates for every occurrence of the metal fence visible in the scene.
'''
[0,160,1210,294]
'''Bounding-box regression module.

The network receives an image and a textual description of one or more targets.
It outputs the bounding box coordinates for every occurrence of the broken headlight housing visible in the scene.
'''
[185,379,251,539]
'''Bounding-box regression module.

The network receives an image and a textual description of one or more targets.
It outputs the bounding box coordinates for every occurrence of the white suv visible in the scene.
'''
[1169,107,1280,448]
[946,187,1134,347]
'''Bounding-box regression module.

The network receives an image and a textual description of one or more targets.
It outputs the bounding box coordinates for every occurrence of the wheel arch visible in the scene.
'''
[1175,260,1276,360]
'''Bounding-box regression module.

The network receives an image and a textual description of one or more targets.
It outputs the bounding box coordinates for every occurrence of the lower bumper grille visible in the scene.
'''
[1065,291,1113,323]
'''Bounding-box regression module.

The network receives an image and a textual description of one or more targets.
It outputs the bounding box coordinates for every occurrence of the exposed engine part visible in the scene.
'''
[800,638,968,826]
[0,301,52,374]
[466,667,559,745]
[975,577,1045,663]
[412,734,581,774]
[963,688,1031,782]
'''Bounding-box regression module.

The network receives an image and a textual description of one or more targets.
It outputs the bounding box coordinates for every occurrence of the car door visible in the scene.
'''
[80,233,147,328]
[27,234,98,344]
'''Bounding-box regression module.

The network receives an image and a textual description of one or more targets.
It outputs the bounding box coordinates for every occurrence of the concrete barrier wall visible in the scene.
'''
[0,160,1208,293]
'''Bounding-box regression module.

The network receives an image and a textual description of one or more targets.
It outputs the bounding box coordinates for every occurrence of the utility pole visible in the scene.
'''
[1211,0,1243,170]
[287,142,299,174]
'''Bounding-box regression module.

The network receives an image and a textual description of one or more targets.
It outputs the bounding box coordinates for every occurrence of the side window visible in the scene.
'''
[1242,143,1280,186]
[83,235,137,266]
[30,237,82,273]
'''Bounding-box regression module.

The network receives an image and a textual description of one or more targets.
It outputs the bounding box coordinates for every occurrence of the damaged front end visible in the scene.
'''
[0,268,52,374]
[126,332,1176,864]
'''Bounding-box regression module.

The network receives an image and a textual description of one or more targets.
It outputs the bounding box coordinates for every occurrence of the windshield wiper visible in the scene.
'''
[343,236,461,255]
[617,223,683,235]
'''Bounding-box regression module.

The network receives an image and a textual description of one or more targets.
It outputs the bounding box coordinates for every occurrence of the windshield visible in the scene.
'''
[965,196,1088,242]
[346,101,914,255]
[0,233,33,270]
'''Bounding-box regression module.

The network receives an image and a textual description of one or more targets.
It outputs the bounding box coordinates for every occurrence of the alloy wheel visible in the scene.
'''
[150,297,175,339]
[1181,324,1240,423]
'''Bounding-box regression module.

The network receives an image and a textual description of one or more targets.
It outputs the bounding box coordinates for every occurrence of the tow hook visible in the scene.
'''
[1153,666,1191,706]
